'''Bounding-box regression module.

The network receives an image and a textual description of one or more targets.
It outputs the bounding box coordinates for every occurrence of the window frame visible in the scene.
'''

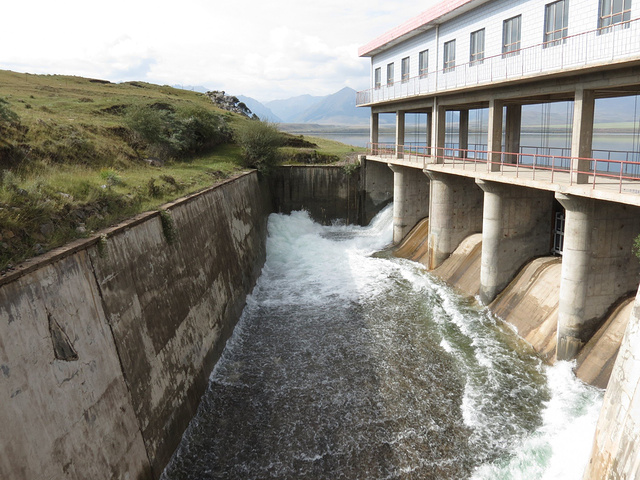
[502,15,522,57]
[374,67,381,89]
[544,0,569,46]
[401,56,410,83]
[599,0,632,32]
[443,40,456,72]
[387,62,394,86]
[419,49,429,77]
[470,28,485,65]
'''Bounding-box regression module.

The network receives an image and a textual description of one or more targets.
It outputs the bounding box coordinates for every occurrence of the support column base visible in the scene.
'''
[557,335,584,361]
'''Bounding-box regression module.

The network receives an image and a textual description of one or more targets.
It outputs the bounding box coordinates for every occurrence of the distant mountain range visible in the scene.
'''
[239,87,372,126]
[173,85,372,126]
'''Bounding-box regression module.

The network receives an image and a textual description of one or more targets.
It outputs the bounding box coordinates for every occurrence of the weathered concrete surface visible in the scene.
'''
[477,180,555,304]
[431,233,483,297]
[585,286,640,479]
[269,165,362,225]
[556,195,640,360]
[490,257,561,362]
[0,172,271,480]
[389,164,430,243]
[90,173,271,476]
[426,171,483,270]
[0,252,151,479]
[393,217,430,263]
[360,157,394,226]
[576,297,634,389]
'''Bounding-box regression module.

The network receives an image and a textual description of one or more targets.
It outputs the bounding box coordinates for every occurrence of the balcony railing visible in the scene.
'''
[357,18,640,106]
[367,143,640,194]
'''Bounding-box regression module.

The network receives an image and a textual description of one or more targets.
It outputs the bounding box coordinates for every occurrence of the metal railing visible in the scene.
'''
[367,142,640,193]
[356,18,640,105]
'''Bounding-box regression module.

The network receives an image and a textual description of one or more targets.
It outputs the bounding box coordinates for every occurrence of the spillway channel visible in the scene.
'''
[162,206,602,479]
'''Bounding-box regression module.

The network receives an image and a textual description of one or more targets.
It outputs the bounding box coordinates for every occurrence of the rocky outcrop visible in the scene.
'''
[205,90,258,119]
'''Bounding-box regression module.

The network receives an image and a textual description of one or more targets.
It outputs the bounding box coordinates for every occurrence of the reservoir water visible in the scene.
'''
[162,206,603,479]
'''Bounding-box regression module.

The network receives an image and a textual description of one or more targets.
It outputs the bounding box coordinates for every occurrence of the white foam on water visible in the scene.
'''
[168,205,604,480]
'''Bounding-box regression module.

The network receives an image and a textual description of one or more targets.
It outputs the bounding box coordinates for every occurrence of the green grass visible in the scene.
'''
[0,70,358,272]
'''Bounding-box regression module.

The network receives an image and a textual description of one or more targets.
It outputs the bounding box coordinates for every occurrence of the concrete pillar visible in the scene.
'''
[571,88,595,184]
[556,193,640,360]
[477,179,555,304]
[426,110,433,150]
[431,100,446,163]
[504,104,521,164]
[487,98,504,172]
[396,111,405,159]
[426,171,483,269]
[389,164,430,243]
[370,112,379,154]
[359,157,394,226]
[458,109,469,158]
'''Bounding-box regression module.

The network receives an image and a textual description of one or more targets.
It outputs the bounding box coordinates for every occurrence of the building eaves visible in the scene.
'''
[358,0,491,57]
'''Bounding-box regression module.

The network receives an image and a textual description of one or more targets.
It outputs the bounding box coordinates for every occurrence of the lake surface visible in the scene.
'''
[162,207,602,479]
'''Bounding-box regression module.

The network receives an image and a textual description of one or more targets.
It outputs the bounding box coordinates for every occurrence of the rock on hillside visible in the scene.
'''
[206,91,257,119]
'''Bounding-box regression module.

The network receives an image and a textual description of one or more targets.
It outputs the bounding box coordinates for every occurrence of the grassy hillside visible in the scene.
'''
[0,70,362,273]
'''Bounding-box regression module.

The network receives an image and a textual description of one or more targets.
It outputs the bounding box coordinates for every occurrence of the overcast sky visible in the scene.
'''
[0,0,442,102]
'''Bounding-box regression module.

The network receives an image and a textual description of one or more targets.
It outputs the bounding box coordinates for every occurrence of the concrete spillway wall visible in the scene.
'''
[0,172,272,479]
[585,287,640,479]
[396,227,634,389]
[269,165,362,225]
[0,165,385,480]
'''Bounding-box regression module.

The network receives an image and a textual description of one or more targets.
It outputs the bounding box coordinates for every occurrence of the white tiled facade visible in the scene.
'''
[359,0,640,105]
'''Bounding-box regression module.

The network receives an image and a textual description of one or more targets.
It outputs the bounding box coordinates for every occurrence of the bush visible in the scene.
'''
[0,98,19,124]
[170,107,231,155]
[234,120,284,173]
[633,234,640,260]
[124,104,230,160]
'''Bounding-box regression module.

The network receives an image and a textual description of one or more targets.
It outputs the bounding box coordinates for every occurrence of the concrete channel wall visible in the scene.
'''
[585,285,640,479]
[0,165,385,480]
[0,172,272,480]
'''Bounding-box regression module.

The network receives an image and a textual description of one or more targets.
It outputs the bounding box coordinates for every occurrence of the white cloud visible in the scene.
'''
[0,0,440,101]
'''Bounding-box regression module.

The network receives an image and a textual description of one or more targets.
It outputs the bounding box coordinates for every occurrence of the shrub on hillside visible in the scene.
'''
[171,107,231,155]
[124,105,231,160]
[0,98,19,125]
[234,120,284,173]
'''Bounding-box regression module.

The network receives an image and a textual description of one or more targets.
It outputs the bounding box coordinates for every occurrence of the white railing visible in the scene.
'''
[357,18,640,106]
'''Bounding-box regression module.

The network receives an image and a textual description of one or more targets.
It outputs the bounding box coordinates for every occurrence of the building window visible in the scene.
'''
[545,0,569,46]
[374,67,381,89]
[387,63,394,86]
[470,28,485,64]
[443,40,456,72]
[401,56,410,82]
[419,50,429,77]
[599,0,632,31]
[503,15,522,56]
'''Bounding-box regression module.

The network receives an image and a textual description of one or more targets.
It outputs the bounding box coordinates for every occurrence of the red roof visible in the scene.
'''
[358,0,480,57]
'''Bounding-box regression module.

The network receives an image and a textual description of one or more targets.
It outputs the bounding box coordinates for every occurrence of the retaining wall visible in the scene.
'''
[0,172,271,479]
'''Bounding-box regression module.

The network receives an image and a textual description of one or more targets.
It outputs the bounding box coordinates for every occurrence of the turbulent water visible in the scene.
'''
[162,206,603,480]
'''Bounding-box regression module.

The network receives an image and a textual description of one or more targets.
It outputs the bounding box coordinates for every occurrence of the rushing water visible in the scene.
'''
[162,206,603,480]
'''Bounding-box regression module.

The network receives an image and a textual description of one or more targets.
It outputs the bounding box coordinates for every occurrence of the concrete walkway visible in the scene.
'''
[366,153,640,207]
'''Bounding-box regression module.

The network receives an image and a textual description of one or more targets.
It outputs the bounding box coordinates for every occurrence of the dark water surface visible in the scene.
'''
[162,207,602,480]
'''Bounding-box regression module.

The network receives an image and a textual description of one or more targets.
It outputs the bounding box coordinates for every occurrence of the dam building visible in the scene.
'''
[358,1,640,477]
[357,0,640,362]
